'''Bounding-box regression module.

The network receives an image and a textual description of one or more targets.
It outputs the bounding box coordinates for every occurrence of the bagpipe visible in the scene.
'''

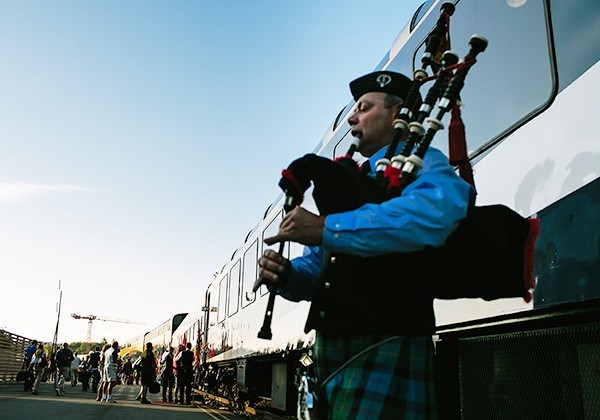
[258,2,539,340]
[257,195,300,340]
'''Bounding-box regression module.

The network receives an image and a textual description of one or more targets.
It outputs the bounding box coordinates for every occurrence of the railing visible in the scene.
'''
[0,330,31,383]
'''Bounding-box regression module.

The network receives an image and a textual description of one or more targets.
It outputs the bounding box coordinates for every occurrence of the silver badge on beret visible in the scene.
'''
[376,74,392,88]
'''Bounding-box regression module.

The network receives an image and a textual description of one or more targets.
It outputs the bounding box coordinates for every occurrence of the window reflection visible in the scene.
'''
[398,0,553,155]
[534,177,600,307]
[550,0,600,91]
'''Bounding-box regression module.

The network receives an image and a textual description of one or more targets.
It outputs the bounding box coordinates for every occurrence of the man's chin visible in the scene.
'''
[357,143,374,157]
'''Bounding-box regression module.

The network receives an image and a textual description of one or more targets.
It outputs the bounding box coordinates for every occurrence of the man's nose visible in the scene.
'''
[348,112,357,126]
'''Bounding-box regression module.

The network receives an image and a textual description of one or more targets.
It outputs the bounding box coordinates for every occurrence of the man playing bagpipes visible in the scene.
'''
[253,70,474,419]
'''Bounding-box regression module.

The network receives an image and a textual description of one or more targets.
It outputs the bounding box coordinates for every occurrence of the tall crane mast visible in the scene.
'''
[71,313,144,352]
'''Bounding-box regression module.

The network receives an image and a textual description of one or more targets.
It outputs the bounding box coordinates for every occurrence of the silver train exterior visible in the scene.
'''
[121,314,187,363]
[142,313,188,354]
[170,0,600,416]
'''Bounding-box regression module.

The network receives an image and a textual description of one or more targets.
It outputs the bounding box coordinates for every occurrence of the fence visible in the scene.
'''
[0,330,32,383]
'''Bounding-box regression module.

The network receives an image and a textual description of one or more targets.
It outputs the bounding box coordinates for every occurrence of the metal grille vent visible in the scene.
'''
[458,324,600,419]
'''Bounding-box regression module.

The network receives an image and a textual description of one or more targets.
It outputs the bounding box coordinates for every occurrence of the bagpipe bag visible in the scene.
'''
[281,153,540,303]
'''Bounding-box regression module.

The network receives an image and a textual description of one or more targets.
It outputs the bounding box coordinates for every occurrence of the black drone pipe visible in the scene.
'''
[375,1,456,183]
[381,49,460,191]
[399,35,488,188]
[257,195,298,340]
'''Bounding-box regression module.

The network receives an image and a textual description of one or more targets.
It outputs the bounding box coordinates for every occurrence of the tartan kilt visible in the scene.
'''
[314,333,437,419]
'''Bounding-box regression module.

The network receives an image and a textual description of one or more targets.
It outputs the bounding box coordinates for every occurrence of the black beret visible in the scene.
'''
[349,71,412,101]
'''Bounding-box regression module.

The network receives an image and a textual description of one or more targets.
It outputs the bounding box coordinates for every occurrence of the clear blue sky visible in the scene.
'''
[0,0,424,344]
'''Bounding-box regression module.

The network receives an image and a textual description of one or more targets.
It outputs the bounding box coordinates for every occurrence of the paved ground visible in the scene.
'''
[0,381,245,419]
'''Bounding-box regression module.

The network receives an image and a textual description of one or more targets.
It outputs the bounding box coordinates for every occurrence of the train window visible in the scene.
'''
[550,0,600,92]
[333,129,368,166]
[206,291,214,328]
[330,108,369,164]
[410,0,435,32]
[261,210,285,296]
[331,99,357,134]
[332,106,346,131]
[228,260,241,317]
[173,314,186,332]
[533,177,600,308]
[398,0,553,157]
[242,240,258,307]
[217,275,228,323]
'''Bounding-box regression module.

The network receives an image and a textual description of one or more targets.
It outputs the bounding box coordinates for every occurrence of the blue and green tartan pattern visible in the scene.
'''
[314,333,437,419]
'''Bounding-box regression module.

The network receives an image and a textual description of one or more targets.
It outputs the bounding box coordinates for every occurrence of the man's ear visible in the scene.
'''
[394,101,404,117]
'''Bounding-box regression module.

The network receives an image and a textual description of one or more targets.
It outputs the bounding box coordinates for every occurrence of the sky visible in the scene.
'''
[0,0,424,345]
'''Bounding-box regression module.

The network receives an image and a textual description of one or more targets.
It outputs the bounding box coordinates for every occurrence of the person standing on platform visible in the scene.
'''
[254,71,473,418]
[88,346,101,393]
[95,343,111,402]
[122,358,134,385]
[30,344,48,395]
[175,342,194,405]
[136,342,156,404]
[160,346,175,403]
[79,355,91,392]
[70,352,80,386]
[23,339,38,392]
[54,343,74,396]
[101,341,119,403]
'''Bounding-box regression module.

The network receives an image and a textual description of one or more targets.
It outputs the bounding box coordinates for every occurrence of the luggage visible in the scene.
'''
[16,370,28,382]
[149,381,161,394]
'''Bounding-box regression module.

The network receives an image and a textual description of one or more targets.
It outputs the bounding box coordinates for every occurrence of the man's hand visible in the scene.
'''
[253,249,291,292]
[264,207,325,246]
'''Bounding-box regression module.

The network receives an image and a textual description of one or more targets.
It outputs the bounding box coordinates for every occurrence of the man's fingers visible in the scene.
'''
[253,254,279,292]
[252,277,264,293]
[253,269,278,293]
[252,250,291,292]
[258,253,287,275]
[263,249,280,259]
[264,235,283,246]
[263,249,287,264]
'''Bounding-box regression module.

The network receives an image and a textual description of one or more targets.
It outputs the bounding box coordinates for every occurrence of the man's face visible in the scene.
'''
[348,92,398,157]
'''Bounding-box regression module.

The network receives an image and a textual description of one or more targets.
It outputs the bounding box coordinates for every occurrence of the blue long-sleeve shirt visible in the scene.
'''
[24,344,37,364]
[278,144,474,302]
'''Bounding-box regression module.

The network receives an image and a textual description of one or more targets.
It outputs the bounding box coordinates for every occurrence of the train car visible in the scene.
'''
[119,333,145,359]
[171,309,202,349]
[202,209,313,410]
[199,0,600,417]
[143,313,188,354]
[171,301,206,356]
[170,301,209,390]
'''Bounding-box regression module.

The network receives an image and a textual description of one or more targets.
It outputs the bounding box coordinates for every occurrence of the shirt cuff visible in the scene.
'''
[322,213,354,252]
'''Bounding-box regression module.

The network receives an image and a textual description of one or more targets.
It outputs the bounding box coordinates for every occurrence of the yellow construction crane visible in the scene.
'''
[71,313,144,352]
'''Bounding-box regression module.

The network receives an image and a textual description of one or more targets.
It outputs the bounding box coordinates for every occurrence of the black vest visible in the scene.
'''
[304,251,435,337]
